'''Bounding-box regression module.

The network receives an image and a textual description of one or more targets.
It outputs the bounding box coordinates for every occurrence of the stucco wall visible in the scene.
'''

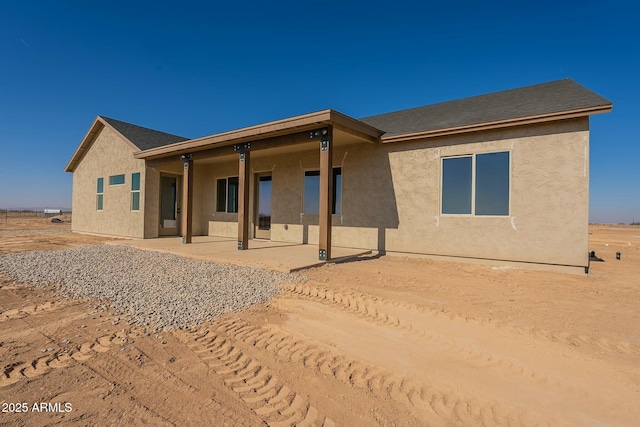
[381,118,590,267]
[71,126,146,238]
[205,118,590,268]
[143,167,160,238]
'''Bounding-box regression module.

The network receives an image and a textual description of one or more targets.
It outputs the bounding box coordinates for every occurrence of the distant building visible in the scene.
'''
[65,79,612,273]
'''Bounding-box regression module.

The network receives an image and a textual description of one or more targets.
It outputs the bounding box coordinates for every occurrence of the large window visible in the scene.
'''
[131,172,141,211]
[96,177,104,211]
[441,152,510,216]
[109,174,125,185]
[216,177,239,213]
[303,168,342,214]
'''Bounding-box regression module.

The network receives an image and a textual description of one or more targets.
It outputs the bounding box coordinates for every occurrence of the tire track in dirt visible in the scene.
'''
[191,317,554,427]
[1,328,252,426]
[285,282,636,356]
[84,348,247,427]
[0,301,67,322]
[0,333,124,387]
[283,283,580,394]
[184,326,336,427]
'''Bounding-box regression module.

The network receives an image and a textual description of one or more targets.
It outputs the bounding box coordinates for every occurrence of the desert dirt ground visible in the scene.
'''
[1,218,639,426]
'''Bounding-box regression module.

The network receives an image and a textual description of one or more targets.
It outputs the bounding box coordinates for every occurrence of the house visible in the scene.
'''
[65,79,612,273]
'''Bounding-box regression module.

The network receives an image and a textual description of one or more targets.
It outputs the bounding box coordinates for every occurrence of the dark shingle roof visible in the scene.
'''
[359,79,612,137]
[101,116,190,150]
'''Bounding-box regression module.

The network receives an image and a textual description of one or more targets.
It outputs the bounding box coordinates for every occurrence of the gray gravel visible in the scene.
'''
[0,245,303,331]
[0,229,71,236]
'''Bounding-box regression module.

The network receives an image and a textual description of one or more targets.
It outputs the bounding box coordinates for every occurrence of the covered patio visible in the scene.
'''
[134,109,383,262]
[108,236,373,273]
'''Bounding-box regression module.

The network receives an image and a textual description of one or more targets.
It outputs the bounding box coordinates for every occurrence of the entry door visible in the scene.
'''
[254,174,272,239]
[159,176,179,236]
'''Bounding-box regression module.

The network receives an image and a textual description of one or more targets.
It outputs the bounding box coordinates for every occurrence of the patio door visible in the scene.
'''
[159,175,180,236]
[254,174,272,239]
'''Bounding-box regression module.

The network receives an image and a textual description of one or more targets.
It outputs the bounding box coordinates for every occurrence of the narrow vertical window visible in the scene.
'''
[96,177,104,211]
[131,172,141,211]
[216,178,227,212]
[333,167,342,215]
[227,177,239,213]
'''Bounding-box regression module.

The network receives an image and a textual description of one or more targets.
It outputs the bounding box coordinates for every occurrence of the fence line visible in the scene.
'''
[1,210,72,224]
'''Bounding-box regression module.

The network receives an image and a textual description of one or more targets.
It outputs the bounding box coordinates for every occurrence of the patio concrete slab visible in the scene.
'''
[107,236,372,273]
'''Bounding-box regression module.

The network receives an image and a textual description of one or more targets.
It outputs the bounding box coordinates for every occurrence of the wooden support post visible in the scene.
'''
[318,126,333,260]
[181,157,193,244]
[237,150,251,250]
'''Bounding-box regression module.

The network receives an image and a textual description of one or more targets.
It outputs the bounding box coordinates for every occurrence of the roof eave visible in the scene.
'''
[380,104,612,143]
[134,109,383,160]
[65,117,104,172]
[65,116,142,172]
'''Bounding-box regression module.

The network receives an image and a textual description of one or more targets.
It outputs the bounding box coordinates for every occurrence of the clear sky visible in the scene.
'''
[1,1,637,222]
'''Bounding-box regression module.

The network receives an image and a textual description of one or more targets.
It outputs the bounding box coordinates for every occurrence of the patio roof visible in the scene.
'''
[133,109,384,161]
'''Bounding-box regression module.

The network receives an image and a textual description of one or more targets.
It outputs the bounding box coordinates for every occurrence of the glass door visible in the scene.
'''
[254,175,272,239]
[160,176,179,236]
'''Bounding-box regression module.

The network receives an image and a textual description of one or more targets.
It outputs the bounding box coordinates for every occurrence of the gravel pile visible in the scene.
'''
[0,245,303,331]
[0,229,70,236]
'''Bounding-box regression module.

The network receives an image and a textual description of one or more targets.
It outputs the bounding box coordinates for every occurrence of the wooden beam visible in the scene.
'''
[181,158,193,244]
[237,150,250,250]
[318,126,333,261]
[144,129,323,165]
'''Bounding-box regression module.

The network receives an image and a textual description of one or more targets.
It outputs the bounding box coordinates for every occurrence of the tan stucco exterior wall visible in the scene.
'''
[71,126,147,238]
[380,118,590,267]
[205,118,590,268]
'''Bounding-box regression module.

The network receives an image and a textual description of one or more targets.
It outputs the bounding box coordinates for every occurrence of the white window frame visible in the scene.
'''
[96,177,104,211]
[109,174,125,186]
[131,172,141,212]
[440,151,511,217]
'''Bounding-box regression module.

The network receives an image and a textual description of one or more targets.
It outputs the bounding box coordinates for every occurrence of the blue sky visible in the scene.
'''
[0,1,637,222]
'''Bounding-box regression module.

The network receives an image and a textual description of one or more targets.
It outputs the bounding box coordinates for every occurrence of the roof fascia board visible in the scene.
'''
[134,109,333,159]
[380,105,612,144]
[64,117,104,172]
[329,110,384,142]
[65,116,142,172]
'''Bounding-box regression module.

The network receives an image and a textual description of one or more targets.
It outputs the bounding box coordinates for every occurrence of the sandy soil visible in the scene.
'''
[1,219,639,426]
[0,216,115,254]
